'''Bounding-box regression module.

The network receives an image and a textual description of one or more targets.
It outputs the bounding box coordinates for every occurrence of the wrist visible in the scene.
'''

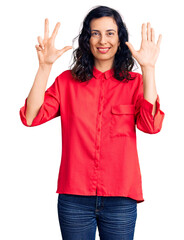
[39,63,53,71]
[141,65,155,73]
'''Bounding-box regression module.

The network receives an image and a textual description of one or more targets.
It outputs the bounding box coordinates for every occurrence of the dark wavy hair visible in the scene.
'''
[69,5,138,83]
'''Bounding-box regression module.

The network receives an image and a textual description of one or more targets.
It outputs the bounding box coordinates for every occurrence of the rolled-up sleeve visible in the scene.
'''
[135,73,165,134]
[19,76,60,127]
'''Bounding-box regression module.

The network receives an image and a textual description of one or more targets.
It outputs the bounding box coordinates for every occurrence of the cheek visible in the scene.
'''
[90,38,98,47]
[90,44,98,54]
[89,43,96,54]
[111,37,119,45]
[112,40,119,46]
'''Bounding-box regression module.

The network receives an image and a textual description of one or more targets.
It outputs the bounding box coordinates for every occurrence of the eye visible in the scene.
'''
[91,32,99,36]
[108,32,114,36]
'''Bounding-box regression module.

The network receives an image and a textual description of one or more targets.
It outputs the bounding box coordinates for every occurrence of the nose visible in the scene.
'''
[99,34,107,44]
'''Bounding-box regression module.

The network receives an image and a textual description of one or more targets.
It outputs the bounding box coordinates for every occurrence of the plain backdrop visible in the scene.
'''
[0,0,184,239]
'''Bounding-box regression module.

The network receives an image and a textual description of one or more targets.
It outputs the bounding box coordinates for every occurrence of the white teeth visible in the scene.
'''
[98,48,110,51]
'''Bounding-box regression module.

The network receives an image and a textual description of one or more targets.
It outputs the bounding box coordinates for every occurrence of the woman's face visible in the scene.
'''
[89,16,120,67]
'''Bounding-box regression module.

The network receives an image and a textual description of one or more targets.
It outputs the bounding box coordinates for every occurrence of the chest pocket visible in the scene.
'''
[110,104,136,137]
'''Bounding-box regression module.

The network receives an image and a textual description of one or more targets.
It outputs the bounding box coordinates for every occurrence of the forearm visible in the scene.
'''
[141,66,157,117]
[26,64,52,125]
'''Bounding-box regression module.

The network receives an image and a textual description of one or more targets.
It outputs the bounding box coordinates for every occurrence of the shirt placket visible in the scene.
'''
[94,73,106,194]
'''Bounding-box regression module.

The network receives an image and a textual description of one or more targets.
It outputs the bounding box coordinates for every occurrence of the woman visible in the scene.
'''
[20,5,165,240]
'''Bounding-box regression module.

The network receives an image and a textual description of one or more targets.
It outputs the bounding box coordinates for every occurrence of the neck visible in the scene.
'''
[94,60,114,73]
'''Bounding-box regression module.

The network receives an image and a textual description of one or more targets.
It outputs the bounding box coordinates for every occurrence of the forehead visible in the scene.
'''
[90,17,118,30]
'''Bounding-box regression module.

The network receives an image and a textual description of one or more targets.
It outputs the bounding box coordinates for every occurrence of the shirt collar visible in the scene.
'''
[92,66,115,80]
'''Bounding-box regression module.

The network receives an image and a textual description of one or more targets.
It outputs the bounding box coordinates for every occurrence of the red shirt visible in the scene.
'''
[19,66,165,203]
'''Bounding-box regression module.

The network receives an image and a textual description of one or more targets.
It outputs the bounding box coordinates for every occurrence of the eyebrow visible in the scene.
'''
[91,29,116,32]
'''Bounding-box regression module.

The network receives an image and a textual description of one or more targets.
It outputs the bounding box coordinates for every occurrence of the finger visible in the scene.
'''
[38,36,44,49]
[37,36,44,49]
[151,28,155,43]
[35,45,42,51]
[37,37,44,49]
[156,34,162,48]
[40,36,44,48]
[147,22,151,41]
[51,22,61,41]
[141,23,147,41]
[44,18,49,40]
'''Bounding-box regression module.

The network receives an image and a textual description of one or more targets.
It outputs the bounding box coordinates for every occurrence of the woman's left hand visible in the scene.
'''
[125,22,162,68]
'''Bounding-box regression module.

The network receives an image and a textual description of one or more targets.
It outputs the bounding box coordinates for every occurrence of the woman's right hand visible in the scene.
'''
[35,18,72,66]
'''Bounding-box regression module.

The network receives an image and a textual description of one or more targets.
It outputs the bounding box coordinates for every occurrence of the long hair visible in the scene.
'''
[69,5,138,83]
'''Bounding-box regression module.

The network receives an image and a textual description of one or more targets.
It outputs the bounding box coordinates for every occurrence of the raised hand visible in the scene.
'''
[35,18,73,66]
[125,22,162,68]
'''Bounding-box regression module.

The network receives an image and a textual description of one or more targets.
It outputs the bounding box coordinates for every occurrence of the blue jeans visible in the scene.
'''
[57,194,137,240]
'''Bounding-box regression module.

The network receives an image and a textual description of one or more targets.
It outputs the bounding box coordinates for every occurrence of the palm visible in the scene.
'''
[125,22,162,68]
[38,38,58,64]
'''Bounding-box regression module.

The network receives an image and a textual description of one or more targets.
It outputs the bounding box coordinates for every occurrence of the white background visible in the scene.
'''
[0,0,183,239]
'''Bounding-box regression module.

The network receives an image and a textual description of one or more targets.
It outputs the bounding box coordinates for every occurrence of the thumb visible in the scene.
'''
[56,46,73,58]
[125,42,136,56]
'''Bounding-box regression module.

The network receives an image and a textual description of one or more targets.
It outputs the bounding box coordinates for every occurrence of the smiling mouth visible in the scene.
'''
[97,47,111,49]
[97,47,111,53]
